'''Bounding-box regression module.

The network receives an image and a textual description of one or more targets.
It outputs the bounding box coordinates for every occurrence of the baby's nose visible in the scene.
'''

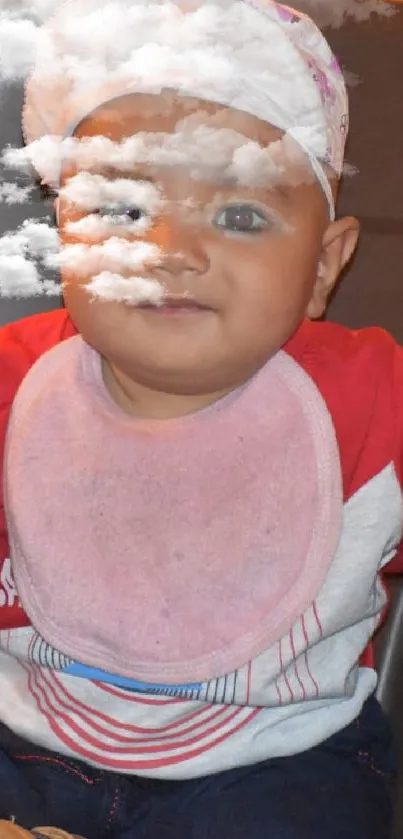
[150,219,210,278]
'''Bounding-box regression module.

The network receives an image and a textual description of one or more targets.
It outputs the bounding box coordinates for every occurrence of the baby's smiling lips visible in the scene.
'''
[137,297,213,314]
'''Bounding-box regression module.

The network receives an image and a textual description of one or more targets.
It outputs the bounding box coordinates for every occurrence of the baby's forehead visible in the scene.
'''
[73,91,283,146]
[56,91,326,204]
[60,92,307,186]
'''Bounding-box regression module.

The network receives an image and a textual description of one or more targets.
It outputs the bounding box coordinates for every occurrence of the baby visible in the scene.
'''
[0,1,401,837]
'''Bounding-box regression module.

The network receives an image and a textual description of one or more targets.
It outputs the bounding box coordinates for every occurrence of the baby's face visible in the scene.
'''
[57,91,336,398]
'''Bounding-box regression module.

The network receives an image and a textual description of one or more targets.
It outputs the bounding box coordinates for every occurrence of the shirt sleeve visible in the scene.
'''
[286,319,403,576]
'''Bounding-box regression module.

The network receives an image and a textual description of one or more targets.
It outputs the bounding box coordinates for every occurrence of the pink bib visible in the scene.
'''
[4,336,342,684]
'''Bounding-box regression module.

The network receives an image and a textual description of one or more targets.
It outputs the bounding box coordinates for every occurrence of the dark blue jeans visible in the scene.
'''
[0,696,397,838]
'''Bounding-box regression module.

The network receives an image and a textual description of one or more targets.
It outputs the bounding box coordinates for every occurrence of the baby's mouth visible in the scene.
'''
[137,297,213,313]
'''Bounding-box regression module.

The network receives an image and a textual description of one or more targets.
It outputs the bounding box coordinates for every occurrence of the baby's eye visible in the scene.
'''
[213,204,269,234]
[97,205,146,225]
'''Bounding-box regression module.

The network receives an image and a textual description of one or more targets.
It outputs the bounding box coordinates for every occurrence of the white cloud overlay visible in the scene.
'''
[0,218,166,301]
[0,0,394,302]
[45,236,166,304]
[0,0,394,88]
[84,271,165,306]
[1,127,318,191]
[0,219,60,297]
[0,0,394,86]
[60,172,164,215]
[44,236,162,275]
[0,182,34,204]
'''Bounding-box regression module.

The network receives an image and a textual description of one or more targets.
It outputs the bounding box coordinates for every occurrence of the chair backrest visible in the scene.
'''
[374,580,403,839]
[375,579,403,746]
[326,9,403,346]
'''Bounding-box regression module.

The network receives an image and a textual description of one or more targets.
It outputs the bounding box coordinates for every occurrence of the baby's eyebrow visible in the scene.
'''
[88,164,154,183]
[80,163,294,206]
[221,175,292,198]
[214,175,295,207]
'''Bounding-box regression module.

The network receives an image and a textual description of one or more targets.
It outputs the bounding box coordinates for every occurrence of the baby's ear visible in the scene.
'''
[306,215,360,319]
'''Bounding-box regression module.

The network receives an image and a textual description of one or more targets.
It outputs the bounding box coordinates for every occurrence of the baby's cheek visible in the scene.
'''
[58,207,87,244]
[61,278,120,346]
[241,262,307,328]
[60,268,90,303]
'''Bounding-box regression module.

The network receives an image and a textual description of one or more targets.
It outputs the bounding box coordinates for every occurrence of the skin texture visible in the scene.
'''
[0,825,79,839]
[56,90,359,419]
[0,825,32,839]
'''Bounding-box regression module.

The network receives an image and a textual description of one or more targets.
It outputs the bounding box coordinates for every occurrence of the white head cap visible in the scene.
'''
[22,0,349,219]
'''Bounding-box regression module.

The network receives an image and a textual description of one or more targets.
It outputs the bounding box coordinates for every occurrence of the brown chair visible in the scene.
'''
[375,580,403,838]
[326,9,403,835]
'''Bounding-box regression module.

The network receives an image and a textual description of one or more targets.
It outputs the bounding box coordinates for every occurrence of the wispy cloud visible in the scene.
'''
[0,182,34,204]
[0,219,59,297]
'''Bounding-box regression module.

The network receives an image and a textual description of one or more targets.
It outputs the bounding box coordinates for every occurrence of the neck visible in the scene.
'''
[101,358,236,420]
